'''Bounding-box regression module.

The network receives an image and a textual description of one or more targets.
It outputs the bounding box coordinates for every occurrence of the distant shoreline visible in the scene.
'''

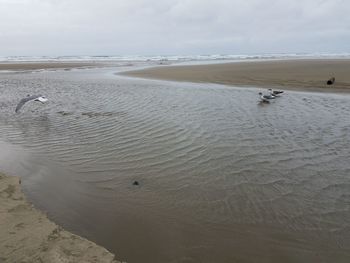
[121,59,350,93]
[0,62,105,71]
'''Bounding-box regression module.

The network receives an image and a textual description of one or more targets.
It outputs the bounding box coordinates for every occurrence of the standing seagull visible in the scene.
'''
[258,92,275,103]
[268,88,284,96]
[15,95,48,113]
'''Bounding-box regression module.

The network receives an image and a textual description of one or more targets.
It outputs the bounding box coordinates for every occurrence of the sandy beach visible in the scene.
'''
[0,62,104,71]
[123,59,350,92]
[0,173,120,263]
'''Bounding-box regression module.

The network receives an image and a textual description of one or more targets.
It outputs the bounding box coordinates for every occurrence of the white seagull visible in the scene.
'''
[259,92,275,103]
[15,95,48,113]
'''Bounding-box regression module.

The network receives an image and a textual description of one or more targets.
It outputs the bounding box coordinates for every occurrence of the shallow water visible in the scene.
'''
[1,68,350,263]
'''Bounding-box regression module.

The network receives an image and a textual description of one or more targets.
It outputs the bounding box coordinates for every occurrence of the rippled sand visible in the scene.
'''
[0,67,350,263]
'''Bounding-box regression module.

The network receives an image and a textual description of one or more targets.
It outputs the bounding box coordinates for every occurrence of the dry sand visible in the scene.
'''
[0,62,103,71]
[123,59,350,93]
[0,173,120,263]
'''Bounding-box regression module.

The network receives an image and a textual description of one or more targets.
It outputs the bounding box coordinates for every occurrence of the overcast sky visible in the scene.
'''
[0,0,349,56]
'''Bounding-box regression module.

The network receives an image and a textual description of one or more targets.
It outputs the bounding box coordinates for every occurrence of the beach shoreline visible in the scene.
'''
[0,172,120,263]
[121,59,350,93]
[0,62,106,71]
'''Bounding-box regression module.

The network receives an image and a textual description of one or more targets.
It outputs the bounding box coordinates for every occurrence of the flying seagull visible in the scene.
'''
[259,92,275,103]
[15,95,48,113]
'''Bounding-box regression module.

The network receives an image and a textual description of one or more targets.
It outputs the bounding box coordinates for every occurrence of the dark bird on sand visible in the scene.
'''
[15,95,48,113]
[327,77,335,85]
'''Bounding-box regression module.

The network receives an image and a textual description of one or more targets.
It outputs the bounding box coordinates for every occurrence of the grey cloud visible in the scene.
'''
[0,0,349,55]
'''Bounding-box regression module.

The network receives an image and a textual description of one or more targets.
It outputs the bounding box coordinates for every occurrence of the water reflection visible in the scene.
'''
[0,68,350,263]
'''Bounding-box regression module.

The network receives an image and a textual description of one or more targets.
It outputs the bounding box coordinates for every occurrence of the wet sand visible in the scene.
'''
[0,62,104,71]
[0,173,120,263]
[123,59,350,92]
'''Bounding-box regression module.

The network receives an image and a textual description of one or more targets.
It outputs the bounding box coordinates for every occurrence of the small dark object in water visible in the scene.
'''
[57,111,73,116]
[133,181,139,186]
[327,77,335,85]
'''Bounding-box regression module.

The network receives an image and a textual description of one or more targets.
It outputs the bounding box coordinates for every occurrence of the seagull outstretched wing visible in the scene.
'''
[15,95,47,113]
